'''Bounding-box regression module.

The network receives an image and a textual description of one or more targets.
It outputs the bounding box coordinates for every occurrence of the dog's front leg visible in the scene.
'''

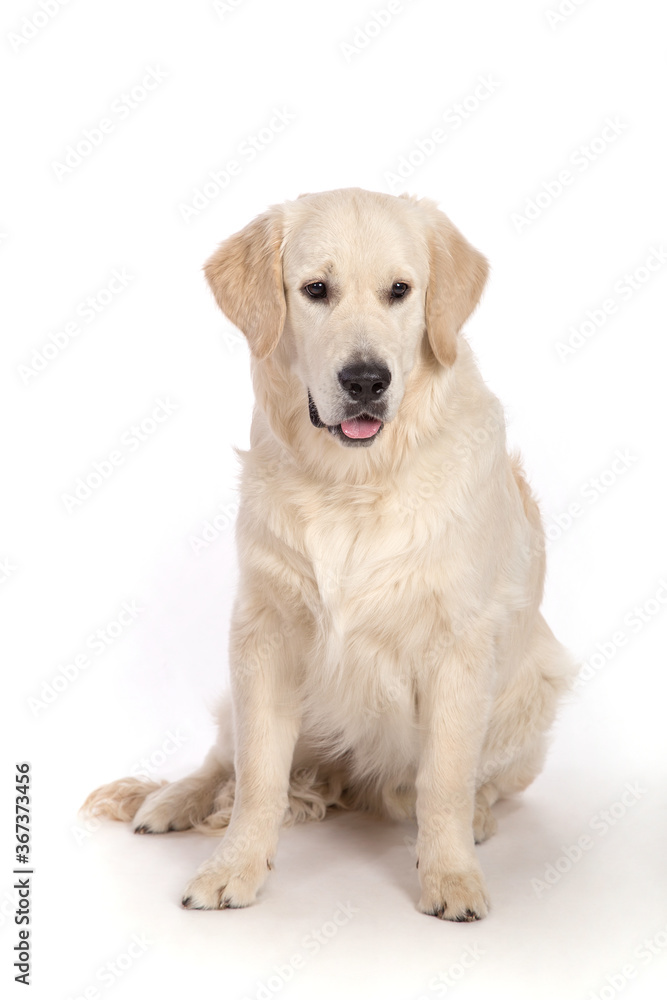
[416,636,492,921]
[182,600,301,910]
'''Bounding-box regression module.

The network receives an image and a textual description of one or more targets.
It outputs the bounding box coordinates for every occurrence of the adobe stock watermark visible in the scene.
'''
[339,0,420,63]
[542,448,637,545]
[70,802,115,848]
[178,107,296,223]
[64,933,152,1000]
[189,498,239,554]
[236,620,297,683]
[7,0,73,53]
[588,922,667,1000]
[531,781,647,897]
[17,268,134,385]
[574,578,667,690]
[383,74,501,192]
[60,397,179,514]
[362,672,412,721]
[0,885,19,928]
[212,0,249,16]
[394,398,506,519]
[417,945,486,998]
[545,0,592,30]
[241,901,357,1000]
[555,246,667,361]
[129,727,191,780]
[511,117,628,234]
[0,557,17,585]
[27,600,144,716]
[404,743,523,860]
[70,728,190,845]
[51,66,168,180]
[219,323,246,355]
[361,617,514,724]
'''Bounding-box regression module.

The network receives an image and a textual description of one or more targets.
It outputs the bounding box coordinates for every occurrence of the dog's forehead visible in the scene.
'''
[282,190,428,279]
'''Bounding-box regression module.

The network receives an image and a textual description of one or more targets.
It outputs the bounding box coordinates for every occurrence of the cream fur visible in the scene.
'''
[83,188,575,921]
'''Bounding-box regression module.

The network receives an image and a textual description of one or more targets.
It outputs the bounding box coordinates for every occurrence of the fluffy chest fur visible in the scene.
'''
[236,427,524,774]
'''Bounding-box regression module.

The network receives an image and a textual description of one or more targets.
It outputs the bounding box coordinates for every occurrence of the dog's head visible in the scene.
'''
[205,188,487,449]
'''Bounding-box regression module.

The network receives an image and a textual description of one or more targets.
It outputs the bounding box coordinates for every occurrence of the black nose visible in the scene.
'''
[338,362,391,404]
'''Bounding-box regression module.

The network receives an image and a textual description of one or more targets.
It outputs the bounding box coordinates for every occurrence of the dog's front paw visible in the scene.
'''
[181,848,270,910]
[418,867,490,922]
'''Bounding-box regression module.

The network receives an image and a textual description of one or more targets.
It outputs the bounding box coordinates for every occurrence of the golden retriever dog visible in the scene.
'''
[84,188,574,921]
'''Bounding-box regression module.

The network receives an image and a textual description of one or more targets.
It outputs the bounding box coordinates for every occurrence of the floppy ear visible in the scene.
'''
[204,207,285,360]
[424,207,488,367]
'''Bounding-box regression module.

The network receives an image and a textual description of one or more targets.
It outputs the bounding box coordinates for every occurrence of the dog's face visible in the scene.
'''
[205,188,488,449]
[281,193,429,447]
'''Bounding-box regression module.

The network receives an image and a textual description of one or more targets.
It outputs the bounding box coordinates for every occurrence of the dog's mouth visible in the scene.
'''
[308,392,384,447]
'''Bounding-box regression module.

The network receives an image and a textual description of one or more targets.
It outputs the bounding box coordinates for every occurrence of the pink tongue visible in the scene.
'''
[340,417,382,439]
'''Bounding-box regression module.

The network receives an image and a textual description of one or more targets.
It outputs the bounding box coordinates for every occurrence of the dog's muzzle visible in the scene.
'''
[308,390,386,447]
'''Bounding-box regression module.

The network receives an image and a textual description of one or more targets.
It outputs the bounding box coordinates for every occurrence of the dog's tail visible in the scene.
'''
[81,777,166,822]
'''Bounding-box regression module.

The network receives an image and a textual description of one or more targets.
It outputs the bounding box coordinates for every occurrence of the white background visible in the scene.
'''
[3,0,667,998]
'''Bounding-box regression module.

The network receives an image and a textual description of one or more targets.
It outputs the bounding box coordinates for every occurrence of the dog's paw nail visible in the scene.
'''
[181,896,192,908]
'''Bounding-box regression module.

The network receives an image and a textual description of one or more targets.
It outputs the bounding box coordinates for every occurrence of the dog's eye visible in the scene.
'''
[304,282,327,299]
[391,282,409,299]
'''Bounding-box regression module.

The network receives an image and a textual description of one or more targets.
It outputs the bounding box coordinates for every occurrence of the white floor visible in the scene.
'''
[4,0,667,997]
[25,697,667,999]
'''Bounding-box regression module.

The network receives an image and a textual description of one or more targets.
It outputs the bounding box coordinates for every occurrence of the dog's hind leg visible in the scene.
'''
[473,783,499,844]
[133,749,232,834]
[82,746,233,834]
[82,695,237,834]
[82,702,349,838]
